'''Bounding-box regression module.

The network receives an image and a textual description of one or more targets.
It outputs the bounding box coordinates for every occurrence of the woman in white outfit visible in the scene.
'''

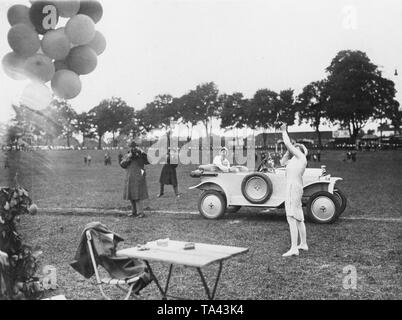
[279,124,309,257]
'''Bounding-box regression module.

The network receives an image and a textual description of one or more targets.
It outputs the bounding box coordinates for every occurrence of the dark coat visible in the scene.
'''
[120,150,149,201]
[70,222,151,290]
[159,156,178,186]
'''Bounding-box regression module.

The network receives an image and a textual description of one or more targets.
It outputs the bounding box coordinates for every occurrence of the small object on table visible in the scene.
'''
[184,242,195,250]
[156,238,169,247]
[136,244,150,251]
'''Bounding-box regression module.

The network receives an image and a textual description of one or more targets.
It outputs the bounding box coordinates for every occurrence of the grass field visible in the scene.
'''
[0,149,401,299]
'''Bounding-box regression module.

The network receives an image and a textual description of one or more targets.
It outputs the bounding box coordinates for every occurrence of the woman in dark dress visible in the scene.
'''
[157,150,179,198]
[120,142,149,217]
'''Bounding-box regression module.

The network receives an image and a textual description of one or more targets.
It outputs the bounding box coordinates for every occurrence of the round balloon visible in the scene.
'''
[29,1,59,35]
[24,53,55,83]
[41,28,71,60]
[78,0,103,23]
[7,23,40,57]
[55,0,80,18]
[2,52,27,80]
[51,70,82,99]
[21,81,53,110]
[66,45,97,75]
[87,30,106,55]
[7,4,34,27]
[54,60,68,71]
[65,14,96,45]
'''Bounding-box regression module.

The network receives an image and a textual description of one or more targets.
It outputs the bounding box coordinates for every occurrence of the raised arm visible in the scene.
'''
[280,151,290,166]
[280,125,304,159]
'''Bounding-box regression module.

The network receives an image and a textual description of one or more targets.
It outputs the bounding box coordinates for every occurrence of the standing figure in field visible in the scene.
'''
[316,149,321,162]
[279,124,308,257]
[87,154,92,166]
[104,152,112,166]
[157,150,179,198]
[120,142,149,218]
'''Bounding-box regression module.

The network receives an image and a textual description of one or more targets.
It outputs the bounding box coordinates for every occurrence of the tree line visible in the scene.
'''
[7,50,401,149]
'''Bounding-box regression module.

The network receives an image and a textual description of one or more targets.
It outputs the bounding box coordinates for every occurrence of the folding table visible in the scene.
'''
[116,240,249,300]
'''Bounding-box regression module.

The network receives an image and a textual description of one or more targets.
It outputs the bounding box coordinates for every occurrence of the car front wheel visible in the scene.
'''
[198,190,226,220]
[306,191,340,224]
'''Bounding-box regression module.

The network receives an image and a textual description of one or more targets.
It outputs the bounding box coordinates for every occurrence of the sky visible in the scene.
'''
[1,0,402,138]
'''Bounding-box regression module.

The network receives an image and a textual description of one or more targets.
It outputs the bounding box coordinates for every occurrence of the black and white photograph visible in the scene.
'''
[0,0,401,306]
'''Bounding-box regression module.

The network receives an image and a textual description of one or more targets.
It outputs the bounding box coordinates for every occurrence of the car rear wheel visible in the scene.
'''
[198,190,226,220]
[306,191,340,224]
[333,188,347,216]
[226,205,241,213]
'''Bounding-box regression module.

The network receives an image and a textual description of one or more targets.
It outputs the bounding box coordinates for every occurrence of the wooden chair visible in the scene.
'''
[85,230,141,300]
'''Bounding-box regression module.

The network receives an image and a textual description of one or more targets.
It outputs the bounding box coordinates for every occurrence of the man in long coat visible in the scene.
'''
[120,142,149,217]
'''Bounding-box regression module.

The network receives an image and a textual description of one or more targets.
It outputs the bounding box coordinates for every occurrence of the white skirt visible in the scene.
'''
[285,183,304,222]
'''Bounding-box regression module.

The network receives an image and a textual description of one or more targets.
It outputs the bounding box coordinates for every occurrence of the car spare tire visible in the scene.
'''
[241,173,273,204]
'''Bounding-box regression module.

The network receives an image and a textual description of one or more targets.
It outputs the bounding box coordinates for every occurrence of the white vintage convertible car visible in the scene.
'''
[190,166,347,224]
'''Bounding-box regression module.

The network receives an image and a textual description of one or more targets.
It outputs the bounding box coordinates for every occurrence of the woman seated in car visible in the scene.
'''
[200,147,248,173]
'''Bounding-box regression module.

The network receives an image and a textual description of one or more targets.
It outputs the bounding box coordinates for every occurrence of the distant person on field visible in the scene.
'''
[279,124,308,257]
[316,149,321,162]
[104,152,111,166]
[87,154,92,166]
[157,150,180,198]
[84,156,87,165]
[351,151,357,162]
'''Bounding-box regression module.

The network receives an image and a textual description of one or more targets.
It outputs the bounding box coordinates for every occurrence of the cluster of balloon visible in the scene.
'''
[3,1,106,109]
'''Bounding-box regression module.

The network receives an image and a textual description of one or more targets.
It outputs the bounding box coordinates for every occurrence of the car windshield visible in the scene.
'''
[257,151,284,170]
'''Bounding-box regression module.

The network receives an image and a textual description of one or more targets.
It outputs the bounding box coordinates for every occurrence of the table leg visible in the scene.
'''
[196,261,223,300]
[145,260,173,300]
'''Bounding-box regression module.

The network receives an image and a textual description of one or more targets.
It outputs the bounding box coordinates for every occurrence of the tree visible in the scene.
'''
[220,92,248,130]
[48,98,78,148]
[120,110,143,140]
[219,92,250,144]
[11,104,63,147]
[297,80,328,148]
[325,50,398,140]
[76,112,95,147]
[88,101,113,150]
[176,94,198,141]
[248,89,278,131]
[107,97,135,146]
[277,89,297,125]
[181,82,220,138]
[88,97,135,149]
[372,77,401,135]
